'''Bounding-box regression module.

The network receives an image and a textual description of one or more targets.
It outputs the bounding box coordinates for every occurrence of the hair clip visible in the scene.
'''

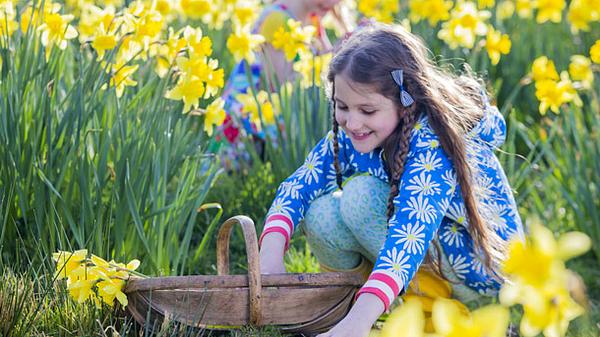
[391,69,415,107]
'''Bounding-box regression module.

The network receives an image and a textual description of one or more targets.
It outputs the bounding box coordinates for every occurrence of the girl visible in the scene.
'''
[259,23,523,337]
[215,0,346,170]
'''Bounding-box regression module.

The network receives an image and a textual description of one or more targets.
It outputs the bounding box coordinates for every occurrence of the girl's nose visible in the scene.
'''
[345,113,362,131]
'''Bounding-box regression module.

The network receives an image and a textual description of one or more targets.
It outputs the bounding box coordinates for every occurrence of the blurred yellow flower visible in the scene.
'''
[500,224,590,337]
[235,90,279,130]
[77,5,116,43]
[478,0,495,9]
[180,0,211,20]
[515,0,534,18]
[154,28,187,78]
[380,297,425,337]
[183,26,213,58]
[103,62,139,97]
[203,97,226,136]
[591,40,600,64]
[497,1,515,20]
[568,55,593,88]
[53,249,88,280]
[531,56,559,81]
[97,278,128,306]
[175,56,223,98]
[91,23,118,60]
[272,19,316,62]
[409,0,453,26]
[535,0,565,23]
[226,25,266,63]
[567,0,597,32]
[165,76,205,113]
[0,0,17,40]
[358,0,399,23]
[432,299,509,337]
[534,76,578,115]
[233,0,259,27]
[485,28,511,65]
[38,12,79,61]
[438,1,491,49]
[293,50,332,88]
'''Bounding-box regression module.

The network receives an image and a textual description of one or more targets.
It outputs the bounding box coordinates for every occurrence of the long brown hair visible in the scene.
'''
[327,23,507,281]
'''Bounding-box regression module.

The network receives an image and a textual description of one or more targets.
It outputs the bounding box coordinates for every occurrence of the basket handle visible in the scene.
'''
[216,215,262,326]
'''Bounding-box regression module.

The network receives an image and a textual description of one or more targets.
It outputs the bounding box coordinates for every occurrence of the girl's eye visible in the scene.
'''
[338,105,348,111]
[361,109,376,115]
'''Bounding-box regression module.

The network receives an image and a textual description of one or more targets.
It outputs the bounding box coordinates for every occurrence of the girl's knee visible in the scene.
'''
[339,175,388,226]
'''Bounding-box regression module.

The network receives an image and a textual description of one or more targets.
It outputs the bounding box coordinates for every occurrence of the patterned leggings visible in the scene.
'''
[301,175,486,306]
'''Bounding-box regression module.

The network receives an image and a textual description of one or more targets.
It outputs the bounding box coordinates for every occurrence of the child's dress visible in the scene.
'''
[260,98,524,311]
[213,4,296,170]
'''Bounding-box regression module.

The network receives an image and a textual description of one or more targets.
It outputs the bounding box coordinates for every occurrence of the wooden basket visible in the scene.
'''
[125,215,364,334]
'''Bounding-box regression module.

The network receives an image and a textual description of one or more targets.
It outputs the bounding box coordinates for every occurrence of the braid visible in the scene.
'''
[385,111,420,221]
[331,83,343,190]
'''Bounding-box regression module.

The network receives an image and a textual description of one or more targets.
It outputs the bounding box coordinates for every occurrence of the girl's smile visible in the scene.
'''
[334,74,400,153]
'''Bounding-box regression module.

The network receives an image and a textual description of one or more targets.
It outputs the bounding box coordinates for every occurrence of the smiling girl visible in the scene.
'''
[258,23,524,337]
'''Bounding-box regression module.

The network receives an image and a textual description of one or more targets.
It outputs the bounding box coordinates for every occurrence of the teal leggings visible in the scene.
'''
[302,175,389,269]
[301,175,488,305]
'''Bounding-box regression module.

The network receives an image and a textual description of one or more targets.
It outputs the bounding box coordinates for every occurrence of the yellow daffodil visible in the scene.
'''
[500,224,590,337]
[77,5,116,43]
[497,1,516,20]
[103,61,139,97]
[432,299,510,337]
[226,25,265,64]
[183,26,213,58]
[68,278,97,303]
[485,28,511,65]
[202,97,226,136]
[165,76,205,113]
[591,40,600,64]
[358,0,399,23]
[174,56,223,98]
[567,0,596,33]
[235,90,279,130]
[380,297,425,337]
[534,77,577,115]
[531,56,559,81]
[180,0,211,20]
[0,1,18,40]
[38,12,79,61]
[409,0,453,26]
[535,0,566,23]
[438,1,491,49]
[293,50,332,88]
[154,28,187,78]
[91,23,118,60]
[568,55,593,88]
[233,0,259,27]
[478,0,495,9]
[53,249,88,280]
[272,19,316,62]
[97,278,128,306]
[516,0,534,18]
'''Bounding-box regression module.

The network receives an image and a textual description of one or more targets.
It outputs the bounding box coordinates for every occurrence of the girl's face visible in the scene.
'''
[305,0,341,17]
[334,74,400,153]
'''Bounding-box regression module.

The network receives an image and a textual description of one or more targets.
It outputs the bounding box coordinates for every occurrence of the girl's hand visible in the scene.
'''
[259,232,287,274]
[316,293,385,337]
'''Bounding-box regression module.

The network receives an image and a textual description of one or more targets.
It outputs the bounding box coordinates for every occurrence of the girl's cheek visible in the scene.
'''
[335,111,345,127]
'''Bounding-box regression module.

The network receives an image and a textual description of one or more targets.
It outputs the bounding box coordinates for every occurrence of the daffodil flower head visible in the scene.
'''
[226,24,265,63]
[536,0,566,23]
[590,40,600,64]
[432,298,509,337]
[568,55,594,88]
[485,27,511,65]
[53,249,88,280]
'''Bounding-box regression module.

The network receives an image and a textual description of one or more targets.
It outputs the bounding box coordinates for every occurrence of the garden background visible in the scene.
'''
[0,0,599,336]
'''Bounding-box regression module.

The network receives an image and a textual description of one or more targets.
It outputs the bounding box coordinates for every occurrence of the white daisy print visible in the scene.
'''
[269,198,294,217]
[279,179,304,200]
[406,171,441,196]
[440,222,464,248]
[401,194,437,223]
[448,254,470,279]
[319,131,335,157]
[416,138,440,150]
[378,247,410,280]
[409,150,443,174]
[441,169,457,196]
[469,251,487,276]
[447,202,467,226]
[391,221,426,255]
[297,152,323,185]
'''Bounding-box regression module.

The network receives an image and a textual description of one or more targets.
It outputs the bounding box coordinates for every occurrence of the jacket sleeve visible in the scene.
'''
[356,143,455,310]
[259,130,354,250]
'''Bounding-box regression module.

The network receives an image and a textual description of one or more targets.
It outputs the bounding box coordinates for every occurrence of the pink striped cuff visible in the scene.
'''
[259,227,290,251]
[266,214,294,234]
[355,271,403,311]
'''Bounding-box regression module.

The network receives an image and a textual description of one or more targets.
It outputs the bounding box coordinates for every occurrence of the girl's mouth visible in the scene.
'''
[350,131,373,141]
